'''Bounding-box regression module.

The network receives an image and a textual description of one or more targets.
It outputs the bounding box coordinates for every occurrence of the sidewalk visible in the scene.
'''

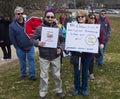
[0,45,38,67]
[0,45,18,67]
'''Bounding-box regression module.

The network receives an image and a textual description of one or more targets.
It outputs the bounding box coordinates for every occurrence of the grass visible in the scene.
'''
[0,14,120,99]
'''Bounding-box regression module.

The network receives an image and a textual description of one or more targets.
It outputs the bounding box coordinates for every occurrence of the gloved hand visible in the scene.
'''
[100,44,104,49]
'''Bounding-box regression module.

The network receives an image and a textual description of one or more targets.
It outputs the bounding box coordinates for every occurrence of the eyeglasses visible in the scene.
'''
[17,13,23,15]
[77,16,85,18]
[101,12,106,15]
[46,16,54,19]
[90,17,96,19]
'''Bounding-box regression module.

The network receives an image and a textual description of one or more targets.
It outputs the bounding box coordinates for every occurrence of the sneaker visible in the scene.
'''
[29,76,37,80]
[39,96,45,99]
[20,76,26,80]
[1,58,5,61]
[98,64,103,68]
[0,58,8,61]
[90,74,95,80]
[56,92,64,99]
[73,90,80,96]
[81,90,89,96]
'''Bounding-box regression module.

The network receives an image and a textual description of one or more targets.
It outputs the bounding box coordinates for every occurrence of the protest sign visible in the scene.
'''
[41,27,59,48]
[65,23,100,53]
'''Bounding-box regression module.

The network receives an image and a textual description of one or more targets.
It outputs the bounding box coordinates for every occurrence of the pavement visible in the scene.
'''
[0,45,18,67]
[0,45,38,67]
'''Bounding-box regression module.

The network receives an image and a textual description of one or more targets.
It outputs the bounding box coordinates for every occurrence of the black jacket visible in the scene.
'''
[30,20,65,60]
[0,18,12,47]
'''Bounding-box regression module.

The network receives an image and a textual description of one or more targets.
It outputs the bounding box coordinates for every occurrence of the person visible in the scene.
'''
[69,15,73,22]
[0,16,12,60]
[70,10,93,96]
[58,22,66,66]
[30,9,65,99]
[88,13,104,80]
[59,14,64,25]
[9,6,36,80]
[96,9,111,67]
[58,22,70,73]
[64,14,70,28]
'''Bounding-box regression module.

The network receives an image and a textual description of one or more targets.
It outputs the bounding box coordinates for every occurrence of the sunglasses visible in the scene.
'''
[90,17,96,19]
[17,13,23,15]
[46,16,54,19]
[101,12,106,15]
[77,16,85,18]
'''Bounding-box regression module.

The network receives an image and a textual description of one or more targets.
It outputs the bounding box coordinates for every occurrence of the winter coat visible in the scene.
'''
[30,20,65,60]
[9,19,33,50]
[0,19,5,47]
[97,15,111,43]
[0,19,12,47]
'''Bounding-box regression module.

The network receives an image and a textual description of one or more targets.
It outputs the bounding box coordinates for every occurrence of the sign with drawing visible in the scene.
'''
[41,27,59,48]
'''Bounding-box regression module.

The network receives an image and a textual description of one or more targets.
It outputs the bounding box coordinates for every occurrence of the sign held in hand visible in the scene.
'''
[25,16,42,38]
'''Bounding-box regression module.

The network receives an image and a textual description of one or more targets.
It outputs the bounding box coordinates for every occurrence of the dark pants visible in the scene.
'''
[73,53,92,91]
[89,55,94,74]
[1,45,11,59]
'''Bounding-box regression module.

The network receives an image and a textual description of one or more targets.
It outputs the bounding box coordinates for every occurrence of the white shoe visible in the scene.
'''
[0,58,9,61]
[90,74,95,80]
[1,58,5,61]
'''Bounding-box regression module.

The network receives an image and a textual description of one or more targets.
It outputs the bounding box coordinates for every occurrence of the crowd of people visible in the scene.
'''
[1,6,111,99]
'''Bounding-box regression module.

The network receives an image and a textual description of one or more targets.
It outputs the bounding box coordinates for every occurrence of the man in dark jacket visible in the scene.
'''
[30,9,65,99]
[9,6,36,80]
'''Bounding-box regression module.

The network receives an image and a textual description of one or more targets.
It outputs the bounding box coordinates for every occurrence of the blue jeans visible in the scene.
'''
[73,53,92,91]
[96,43,107,66]
[16,46,35,77]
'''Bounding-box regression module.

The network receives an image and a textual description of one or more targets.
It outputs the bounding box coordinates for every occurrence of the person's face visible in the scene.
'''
[15,10,23,21]
[88,15,96,24]
[77,14,86,23]
[101,12,106,18]
[45,12,55,24]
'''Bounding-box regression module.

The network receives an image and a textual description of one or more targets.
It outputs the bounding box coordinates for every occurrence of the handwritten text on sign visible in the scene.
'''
[65,23,100,53]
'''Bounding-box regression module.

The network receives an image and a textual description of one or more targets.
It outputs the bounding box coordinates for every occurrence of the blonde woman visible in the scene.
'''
[70,10,92,96]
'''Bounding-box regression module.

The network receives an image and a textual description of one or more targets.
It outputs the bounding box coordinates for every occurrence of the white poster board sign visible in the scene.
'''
[65,23,100,53]
[41,27,59,48]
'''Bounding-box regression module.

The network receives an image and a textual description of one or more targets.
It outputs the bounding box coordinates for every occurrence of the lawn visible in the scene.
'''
[0,14,120,99]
